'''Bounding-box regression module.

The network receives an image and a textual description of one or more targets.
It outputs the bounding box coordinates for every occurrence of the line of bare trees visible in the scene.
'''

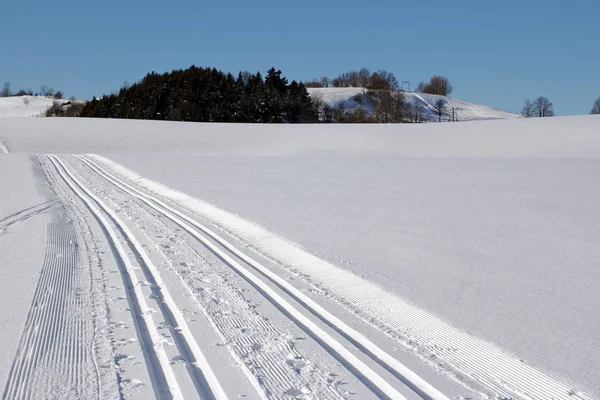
[304,69,453,96]
[0,82,64,99]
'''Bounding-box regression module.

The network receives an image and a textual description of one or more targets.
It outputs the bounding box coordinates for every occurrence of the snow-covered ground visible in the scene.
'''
[0,96,58,118]
[308,87,519,121]
[0,116,599,399]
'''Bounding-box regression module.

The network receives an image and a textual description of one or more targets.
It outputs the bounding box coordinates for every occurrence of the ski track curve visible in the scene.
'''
[74,154,448,400]
[88,154,598,400]
[2,208,96,400]
[0,200,58,234]
[46,155,227,400]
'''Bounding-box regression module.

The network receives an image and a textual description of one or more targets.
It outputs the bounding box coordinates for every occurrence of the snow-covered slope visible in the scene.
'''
[0,96,56,118]
[308,87,519,121]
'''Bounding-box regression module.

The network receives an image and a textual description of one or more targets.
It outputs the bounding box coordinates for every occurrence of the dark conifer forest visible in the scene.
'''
[79,66,317,123]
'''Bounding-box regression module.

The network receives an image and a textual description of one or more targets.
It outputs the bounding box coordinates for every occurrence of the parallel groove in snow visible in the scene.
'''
[2,211,95,400]
[48,155,227,400]
[105,193,346,400]
[78,155,441,400]
[46,156,181,400]
[89,154,596,400]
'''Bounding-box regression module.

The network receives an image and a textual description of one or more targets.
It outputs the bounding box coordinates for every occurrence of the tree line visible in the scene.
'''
[303,69,453,96]
[78,67,456,124]
[520,96,600,117]
[79,67,316,123]
[0,82,65,99]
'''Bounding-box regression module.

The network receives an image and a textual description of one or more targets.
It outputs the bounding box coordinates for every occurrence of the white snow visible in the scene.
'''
[0,96,58,118]
[308,87,520,121]
[1,115,600,399]
[0,156,50,388]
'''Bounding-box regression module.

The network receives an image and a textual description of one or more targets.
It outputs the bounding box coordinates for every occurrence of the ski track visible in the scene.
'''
[98,180,348,399]
[0,200,58,234]
[2,208,96,400]
[72,154,451,400]
[88,154,598,400]
[46,155,228,400]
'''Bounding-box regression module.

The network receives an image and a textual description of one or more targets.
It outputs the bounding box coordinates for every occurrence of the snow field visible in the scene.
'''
[1,115,599,399]
[78,155,448,400]
[91,154,595,400]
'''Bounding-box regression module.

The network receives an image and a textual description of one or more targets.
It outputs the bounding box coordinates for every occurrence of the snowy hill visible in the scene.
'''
[0,96,58,118]
[308,87,519,121]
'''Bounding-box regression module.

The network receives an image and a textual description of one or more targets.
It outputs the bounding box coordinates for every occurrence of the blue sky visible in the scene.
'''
[1,0,598,115]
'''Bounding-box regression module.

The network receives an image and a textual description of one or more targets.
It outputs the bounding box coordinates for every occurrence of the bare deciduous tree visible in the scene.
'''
[311,92,327,121]
[320,76,329,88]
[40,85,55,97]
[533,96,554,117]
[1,82,11,97]
[358,68,371,88]
[23,97,31,107]
[423,76,453,96]
[435,98,447,122]
[521,99,534,118]
[373,90,405,123]
[367,70,399,91]
[591,97,600,115]
[405,102,425,123]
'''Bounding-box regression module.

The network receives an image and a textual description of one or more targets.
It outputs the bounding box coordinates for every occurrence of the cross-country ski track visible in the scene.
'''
[1,149,597,400]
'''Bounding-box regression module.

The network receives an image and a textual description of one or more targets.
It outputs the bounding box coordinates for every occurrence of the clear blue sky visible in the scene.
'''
[1,0,598,115]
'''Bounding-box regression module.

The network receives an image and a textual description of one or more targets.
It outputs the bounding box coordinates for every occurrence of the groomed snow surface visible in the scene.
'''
[0,115,599,400]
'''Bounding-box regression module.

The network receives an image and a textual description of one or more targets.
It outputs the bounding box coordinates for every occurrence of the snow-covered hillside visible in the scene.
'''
[308,87,519,121]
[0,96,58,118]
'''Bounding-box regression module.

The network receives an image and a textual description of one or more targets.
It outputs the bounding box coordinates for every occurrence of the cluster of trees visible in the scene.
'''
[520,96,600,117]
[303,69,453,96]
[304,68,400,91]
[0,82,63,98]
[79,66,316,123]
[521,96,554,117]
[311,89,431,124]
[306,70,455,123]
[416,76,453,96]
[44,100,85,117]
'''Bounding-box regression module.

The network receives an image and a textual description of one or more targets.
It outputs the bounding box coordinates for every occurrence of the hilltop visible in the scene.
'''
[308,87,519,122]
